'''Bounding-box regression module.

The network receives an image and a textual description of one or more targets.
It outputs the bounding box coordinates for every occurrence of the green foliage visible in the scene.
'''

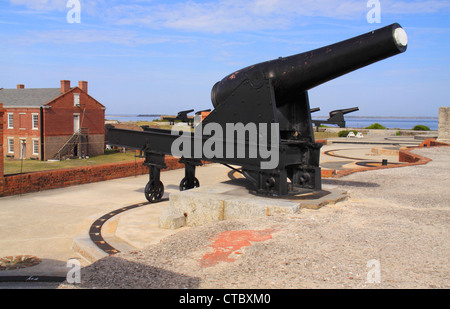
[338,130,359,137]
[365,123,386,130]
[412,125,430,131]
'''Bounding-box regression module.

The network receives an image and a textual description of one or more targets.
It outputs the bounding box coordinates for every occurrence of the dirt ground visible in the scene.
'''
[61,147,449,289]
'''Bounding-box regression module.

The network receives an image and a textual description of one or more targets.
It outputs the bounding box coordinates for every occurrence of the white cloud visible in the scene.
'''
[13,29,191,46]
[10,0,67,11]
[9,0,450,33]
[8,0,107,15]
[101,0,450,33]
[382,0,450,14]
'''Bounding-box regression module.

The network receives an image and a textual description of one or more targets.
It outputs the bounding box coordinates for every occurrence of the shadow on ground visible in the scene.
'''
[70,256,201,289]
[322,178,380,188]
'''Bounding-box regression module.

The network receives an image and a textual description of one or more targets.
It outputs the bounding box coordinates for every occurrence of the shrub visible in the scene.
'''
[365,123,386,130]
[412,125,430,131]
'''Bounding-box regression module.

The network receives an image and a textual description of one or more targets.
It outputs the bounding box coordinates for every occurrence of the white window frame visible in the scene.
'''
[7,113,13,129]
[32,113,39,130]
[32,139,40,155]
[8,138,14,153]
[74,93,80,106]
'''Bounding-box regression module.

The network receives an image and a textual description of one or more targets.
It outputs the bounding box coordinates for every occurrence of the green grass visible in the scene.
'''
[4,151,138,175]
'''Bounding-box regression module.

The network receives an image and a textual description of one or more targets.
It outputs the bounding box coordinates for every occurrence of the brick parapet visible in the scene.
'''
[1,156,188,197]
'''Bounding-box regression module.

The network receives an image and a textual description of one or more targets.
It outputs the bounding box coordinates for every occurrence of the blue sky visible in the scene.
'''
[0,0,449,117]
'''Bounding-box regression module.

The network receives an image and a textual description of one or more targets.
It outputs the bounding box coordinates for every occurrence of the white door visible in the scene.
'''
[74,114,80,133]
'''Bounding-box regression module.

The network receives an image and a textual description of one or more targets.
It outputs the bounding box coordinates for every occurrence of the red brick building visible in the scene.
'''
[0,103,5,193]
[0,80,105,161]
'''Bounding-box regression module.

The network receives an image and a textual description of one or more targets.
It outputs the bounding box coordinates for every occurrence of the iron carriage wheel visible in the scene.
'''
[179,177,200,191]
[145,181,164,203]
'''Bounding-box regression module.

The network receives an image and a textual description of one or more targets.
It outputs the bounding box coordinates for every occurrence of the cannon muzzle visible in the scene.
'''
[212,23,407,108]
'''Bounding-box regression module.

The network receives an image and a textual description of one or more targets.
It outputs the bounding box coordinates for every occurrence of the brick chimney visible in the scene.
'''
[78,81,88,93]
[17,84,25,89]
[61,80,71,93]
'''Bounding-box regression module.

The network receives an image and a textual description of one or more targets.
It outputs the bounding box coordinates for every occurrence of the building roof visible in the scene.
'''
[0,88,63,108]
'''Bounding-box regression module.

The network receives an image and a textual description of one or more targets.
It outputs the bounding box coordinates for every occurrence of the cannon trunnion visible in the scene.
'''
[106,23,408,202]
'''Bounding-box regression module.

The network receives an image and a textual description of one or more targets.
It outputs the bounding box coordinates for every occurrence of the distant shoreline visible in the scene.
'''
[106,114,438,120]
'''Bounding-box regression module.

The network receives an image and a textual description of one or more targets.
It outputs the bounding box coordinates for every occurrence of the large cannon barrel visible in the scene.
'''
[211,23,408,108]
[177,109,194,116]
[330,107,359,117]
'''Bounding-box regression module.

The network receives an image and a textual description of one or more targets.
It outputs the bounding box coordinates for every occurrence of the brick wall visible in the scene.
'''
[2,107,41,159]
[0,104,5,194]
[398,138,449,164]
[43,87,105,160]
[43,88,104,136]
[1,156,187,197]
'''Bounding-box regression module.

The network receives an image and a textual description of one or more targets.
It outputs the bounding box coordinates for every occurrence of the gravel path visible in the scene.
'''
[62,147,449,289]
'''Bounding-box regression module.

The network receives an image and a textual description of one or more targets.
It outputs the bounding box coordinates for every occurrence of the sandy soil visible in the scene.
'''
[62,147,450,289]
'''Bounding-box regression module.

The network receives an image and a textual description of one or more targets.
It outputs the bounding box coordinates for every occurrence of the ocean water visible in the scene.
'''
[106,115,439,131]
[344,117,438,130]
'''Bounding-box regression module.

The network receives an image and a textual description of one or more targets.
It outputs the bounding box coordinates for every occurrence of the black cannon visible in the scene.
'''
[163,109,195,126]
[312,107,360,131]
[106,23,408,202]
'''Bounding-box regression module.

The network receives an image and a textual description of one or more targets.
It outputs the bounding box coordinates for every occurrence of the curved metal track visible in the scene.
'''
[89,202,150,255]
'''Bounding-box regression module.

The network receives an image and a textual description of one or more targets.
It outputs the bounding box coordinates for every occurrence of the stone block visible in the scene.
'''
[160,182,348,229]
[168,191,225,227]
[224,198,268,220]
[159,213,186,230]
[438,107,450,142]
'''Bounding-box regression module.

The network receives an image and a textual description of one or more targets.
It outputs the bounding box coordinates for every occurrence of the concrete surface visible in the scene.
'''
[62,146,449,289]
[0,135,444,288]
[319,135,423,172]
[0,164,232,279]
